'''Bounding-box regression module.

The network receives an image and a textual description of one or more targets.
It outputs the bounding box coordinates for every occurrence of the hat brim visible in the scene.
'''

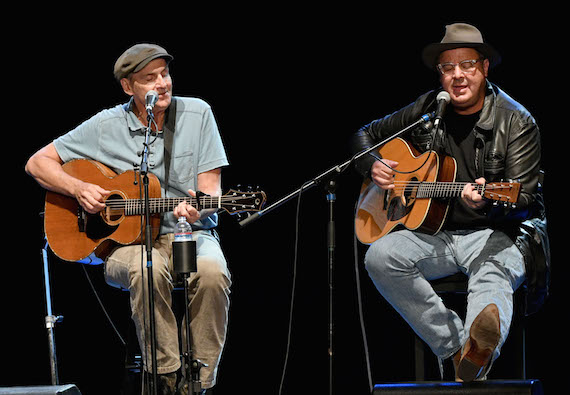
[422,42,501,70]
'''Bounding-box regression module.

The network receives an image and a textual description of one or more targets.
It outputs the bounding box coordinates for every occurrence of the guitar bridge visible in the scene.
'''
[77,207,87,233]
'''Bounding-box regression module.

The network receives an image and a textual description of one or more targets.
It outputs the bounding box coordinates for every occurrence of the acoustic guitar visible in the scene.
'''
[44,159,266,262]
[354,138,521,244]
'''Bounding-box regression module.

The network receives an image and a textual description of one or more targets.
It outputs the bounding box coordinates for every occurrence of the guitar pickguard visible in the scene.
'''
[386,177,418,221]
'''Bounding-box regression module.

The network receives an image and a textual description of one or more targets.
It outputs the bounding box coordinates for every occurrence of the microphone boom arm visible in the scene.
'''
[238,112,434,227]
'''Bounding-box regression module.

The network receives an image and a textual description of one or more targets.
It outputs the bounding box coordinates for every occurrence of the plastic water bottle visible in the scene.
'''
[174,216,193,242]
[173,216,196,273]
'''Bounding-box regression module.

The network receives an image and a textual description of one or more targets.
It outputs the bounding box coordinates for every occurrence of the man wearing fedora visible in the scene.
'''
[351,23,549,381]
[26,44,230,394]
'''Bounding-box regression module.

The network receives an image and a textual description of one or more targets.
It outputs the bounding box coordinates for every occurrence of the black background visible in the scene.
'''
[5,9,564,394]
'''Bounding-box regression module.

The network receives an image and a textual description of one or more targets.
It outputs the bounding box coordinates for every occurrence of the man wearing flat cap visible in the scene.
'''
[351,23,549,380]
[26,43,230,394]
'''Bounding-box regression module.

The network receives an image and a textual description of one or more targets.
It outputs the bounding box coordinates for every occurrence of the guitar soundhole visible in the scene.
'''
[85,213,119,240]
[104,193,125,224]
[80,192,123,240]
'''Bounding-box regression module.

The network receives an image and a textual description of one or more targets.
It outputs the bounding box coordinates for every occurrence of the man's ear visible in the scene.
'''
[120,77,134,96]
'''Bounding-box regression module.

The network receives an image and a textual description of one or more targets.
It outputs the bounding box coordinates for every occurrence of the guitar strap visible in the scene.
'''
[122,97,176,186]
[162,97,177,188]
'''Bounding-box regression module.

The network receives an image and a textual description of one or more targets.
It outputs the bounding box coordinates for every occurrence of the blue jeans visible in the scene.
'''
[365,228,525,363]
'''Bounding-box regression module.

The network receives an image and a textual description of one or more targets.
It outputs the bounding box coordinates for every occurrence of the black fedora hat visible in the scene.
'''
[422,23,501,70]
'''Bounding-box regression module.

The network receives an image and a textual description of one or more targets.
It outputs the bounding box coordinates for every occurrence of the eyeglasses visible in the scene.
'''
[437,58,483,76]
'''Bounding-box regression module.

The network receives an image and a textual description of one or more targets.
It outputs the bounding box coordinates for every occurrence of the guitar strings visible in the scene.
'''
[388,181,512,190]
[103,195,257,208]
[384,182,519,201]
[103,196,255,203]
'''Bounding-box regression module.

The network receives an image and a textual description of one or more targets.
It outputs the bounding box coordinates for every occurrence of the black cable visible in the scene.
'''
[80,263,127,347]
[275,124,440,393]
[352,205,373,392]
[278,181,309,395]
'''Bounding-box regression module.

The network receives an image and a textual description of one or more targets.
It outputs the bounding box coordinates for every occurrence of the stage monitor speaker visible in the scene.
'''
[0,385,81,395]
[372,380,543,394]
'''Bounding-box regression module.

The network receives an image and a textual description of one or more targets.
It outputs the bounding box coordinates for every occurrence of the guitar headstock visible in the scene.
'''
[483,181,521,206]
[220,188,267,215]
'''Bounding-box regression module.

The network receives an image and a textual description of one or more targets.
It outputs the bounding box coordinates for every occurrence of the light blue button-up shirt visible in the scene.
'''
[54,96,229,234]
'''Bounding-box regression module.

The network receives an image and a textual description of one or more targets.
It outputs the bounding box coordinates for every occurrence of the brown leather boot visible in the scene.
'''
[457,304,501,382]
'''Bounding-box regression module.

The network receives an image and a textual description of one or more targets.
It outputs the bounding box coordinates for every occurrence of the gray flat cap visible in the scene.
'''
[113,43,173,80]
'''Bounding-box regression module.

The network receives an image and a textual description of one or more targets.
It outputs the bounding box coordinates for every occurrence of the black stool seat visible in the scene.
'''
[430,272,468,293]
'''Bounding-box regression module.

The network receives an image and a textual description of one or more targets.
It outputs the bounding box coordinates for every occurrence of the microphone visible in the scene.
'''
[433,91,450,131]
[145,90,159,114]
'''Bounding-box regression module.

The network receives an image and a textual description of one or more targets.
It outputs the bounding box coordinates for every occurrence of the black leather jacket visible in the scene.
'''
[351,81,550,314]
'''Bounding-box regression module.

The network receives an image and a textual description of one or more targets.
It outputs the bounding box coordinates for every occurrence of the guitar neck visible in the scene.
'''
[414,181,483,199]
[392,179,519,204]
[106,196,221,216]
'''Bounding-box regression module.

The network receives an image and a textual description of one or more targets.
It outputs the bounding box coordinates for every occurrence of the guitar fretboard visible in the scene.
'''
[414,182,484,199]
[105,196,245,216]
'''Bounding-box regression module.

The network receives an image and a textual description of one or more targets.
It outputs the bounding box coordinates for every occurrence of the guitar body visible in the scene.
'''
[355,138,456,245]
[45,159,161,262]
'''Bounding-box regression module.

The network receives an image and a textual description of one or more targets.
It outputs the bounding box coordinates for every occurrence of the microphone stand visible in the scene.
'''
[173,234,205,394]
[326,179,336,395]
[140,109,159,395]
[238,112,434,394]
[41,239,63,385]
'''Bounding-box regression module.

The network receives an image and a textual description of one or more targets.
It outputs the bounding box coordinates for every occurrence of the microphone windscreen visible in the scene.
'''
[145,90,159,107]
[436,90,451,103]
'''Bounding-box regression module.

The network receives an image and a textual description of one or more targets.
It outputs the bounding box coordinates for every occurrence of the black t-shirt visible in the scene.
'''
[442,109,490,230]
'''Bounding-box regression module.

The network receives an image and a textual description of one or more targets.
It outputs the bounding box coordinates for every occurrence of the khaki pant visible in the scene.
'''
[105,231,231,389]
